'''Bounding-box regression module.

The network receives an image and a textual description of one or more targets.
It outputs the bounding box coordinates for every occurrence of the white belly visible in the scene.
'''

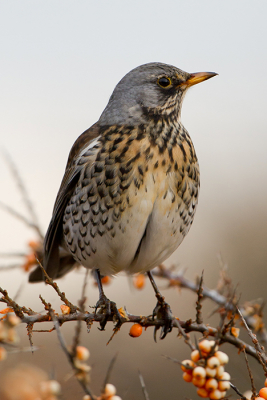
[63,170,197,276]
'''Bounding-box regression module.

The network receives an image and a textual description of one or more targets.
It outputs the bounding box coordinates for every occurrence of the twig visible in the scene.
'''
[196,270,204,324]
[138,370,150,400]
[37,260,79,313]
[102,353,118,394]
[230,382,247,400]
[154,265,267,343]
[243,348,257,399]
[2,150,43,240]
[237,307,267,373]
[176,318,194,351]
[0,201,41,234]
[0,287,35,318]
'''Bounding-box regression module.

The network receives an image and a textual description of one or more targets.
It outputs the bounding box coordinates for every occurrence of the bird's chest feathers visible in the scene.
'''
[63,127,199,273]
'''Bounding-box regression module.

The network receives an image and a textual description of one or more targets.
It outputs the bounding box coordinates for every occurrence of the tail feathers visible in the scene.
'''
[29,254,77,283]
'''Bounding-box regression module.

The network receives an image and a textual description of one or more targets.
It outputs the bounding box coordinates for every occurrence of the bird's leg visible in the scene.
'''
[94,269,122,331]
[147,270,173,340]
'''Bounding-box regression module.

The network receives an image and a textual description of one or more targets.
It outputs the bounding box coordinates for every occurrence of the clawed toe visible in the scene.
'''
[152,295,173,341]
[95,294,122,331]
[147,270,173,341]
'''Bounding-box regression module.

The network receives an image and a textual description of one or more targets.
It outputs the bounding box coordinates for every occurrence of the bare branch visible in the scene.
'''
[237,307,267,373]
[196,270,204,324]
[37,260,79,314]
[2,150,43,240]
[101,353,118,394]
[139,370,150,400]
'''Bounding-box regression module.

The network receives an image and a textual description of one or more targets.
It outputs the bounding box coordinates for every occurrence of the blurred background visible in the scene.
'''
[1,1,267,399]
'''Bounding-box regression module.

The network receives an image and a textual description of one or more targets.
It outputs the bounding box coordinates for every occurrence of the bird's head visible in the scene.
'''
[99,62,217,126]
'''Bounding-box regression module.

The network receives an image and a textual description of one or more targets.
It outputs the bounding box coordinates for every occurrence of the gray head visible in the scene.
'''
[99,62,217,126]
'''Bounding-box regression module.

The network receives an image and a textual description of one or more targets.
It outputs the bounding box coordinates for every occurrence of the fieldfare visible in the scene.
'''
[29,63,217,338]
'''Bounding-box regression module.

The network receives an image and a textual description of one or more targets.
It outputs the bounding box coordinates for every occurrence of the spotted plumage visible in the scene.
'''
[29,62,216,290]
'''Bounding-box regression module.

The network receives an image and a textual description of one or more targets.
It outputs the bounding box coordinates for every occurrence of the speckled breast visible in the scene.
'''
[62,122,200,276]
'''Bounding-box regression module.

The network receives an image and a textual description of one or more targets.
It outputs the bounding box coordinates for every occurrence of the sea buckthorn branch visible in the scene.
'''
[153,265,267,343]
[237,307,267,374]
[196,270,204,324]
[0,286,35,318]
[37,260,79,314]
[1,304,264,363]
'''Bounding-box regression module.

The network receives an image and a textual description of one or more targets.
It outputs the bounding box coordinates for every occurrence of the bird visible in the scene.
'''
[29,62,217,338]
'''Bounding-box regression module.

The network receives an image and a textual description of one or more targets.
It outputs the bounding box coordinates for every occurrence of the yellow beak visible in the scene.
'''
[184,71,218,87]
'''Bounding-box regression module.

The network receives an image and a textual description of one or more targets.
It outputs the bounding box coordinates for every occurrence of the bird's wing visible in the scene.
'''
[29,123,101,281]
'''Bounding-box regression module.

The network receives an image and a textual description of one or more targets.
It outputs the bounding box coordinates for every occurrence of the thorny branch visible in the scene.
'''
[0,284,266,368]
[153,264,267,343]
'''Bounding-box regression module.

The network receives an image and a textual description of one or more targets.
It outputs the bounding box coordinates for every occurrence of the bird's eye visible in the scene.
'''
[157,76,172,88]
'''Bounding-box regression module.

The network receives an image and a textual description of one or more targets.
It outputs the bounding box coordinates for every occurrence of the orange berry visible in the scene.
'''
[192,366,206,379]
[182,372,192,382]
[180,360,195,372]
[101,276,111,285]
[60,305,71,315]
[28,240,41,250]
[207,356,220,369]
[197,388,209,398]
[7,315,21,327]
[205,378,218,392]
[133,274,146,289]
[129,323,142,337]
[206,367,217,378]
[265,378,267,387]
[218,380,230,391]
[40,380,61,396]
[105,383,116,396]
[209,389,224,399]
[216,366,225,378]
[191,349,200,362]
[209,340,219,352]
[214,351,229,365]
[220,371,230,381]
[26,253,36,265]
[22,253,37,271]
[259,388,267,400]
[200,351,209,358]
[76,346,90,361]
[199,339,212,353]
[192,376,206,388]
[231,327,240,338]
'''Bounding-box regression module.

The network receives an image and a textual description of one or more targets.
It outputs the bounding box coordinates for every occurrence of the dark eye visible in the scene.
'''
[157,76,172,88]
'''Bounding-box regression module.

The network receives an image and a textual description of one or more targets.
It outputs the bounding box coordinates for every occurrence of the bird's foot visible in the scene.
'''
[152,294,173,341]
[94,294,122,331]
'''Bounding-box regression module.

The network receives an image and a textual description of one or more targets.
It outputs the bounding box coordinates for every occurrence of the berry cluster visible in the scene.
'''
[181,339,230,399]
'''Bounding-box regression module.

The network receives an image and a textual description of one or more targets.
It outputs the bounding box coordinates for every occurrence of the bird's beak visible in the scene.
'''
[183,72,218,87]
